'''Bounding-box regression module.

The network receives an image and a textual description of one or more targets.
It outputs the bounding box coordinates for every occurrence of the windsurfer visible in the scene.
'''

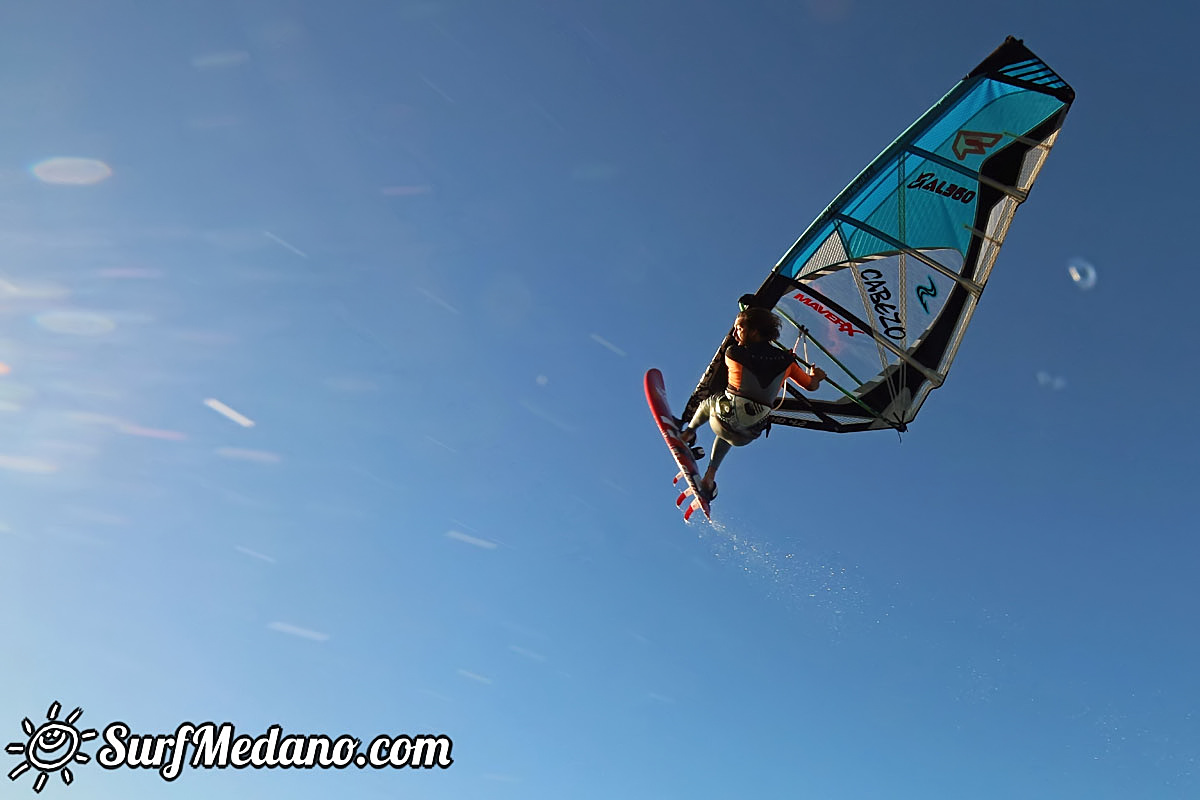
[679,307,825,501]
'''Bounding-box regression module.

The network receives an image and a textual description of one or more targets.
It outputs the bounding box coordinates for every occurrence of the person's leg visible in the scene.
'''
[679,396,715,446]
[698,417,759,500]
[699,436,734,498]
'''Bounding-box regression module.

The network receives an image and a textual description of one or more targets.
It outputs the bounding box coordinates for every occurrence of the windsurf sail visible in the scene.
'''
[683,36,1075,433]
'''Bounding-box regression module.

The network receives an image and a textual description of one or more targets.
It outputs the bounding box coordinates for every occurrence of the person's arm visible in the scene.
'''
[785,361,825,391]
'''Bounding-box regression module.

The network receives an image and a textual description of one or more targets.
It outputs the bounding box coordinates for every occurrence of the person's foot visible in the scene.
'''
[678,426,696,447]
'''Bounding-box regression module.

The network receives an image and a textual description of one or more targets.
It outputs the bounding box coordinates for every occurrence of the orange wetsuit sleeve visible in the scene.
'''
[785,361,814,390]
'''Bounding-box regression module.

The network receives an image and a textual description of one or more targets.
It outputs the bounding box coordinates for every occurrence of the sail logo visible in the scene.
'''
[907,173,976,204]
[791,292,864,338]
[860,268,906,341]
[915,277,937,313]
[952,130,1003,160]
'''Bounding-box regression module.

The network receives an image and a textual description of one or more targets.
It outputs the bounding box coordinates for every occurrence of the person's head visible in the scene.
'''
[734,307,780,345]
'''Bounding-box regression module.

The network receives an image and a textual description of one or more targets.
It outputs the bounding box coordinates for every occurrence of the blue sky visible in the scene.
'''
[2,1,1197,798]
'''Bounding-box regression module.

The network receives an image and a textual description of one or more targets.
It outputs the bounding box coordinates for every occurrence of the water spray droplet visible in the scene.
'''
[1067,257,1097,290]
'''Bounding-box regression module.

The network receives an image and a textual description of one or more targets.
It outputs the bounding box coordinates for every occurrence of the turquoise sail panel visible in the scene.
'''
[780,46,1070,282]
[683,37,1075,434]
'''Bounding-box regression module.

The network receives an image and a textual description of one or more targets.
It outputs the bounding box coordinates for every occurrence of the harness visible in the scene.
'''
[713,391,774,439]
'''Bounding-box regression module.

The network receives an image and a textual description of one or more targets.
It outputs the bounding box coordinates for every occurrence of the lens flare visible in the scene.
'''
[31,157,113,186]
[34,311,116,335]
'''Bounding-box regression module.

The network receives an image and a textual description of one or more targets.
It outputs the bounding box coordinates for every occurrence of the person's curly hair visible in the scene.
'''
[736,306,781,341]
